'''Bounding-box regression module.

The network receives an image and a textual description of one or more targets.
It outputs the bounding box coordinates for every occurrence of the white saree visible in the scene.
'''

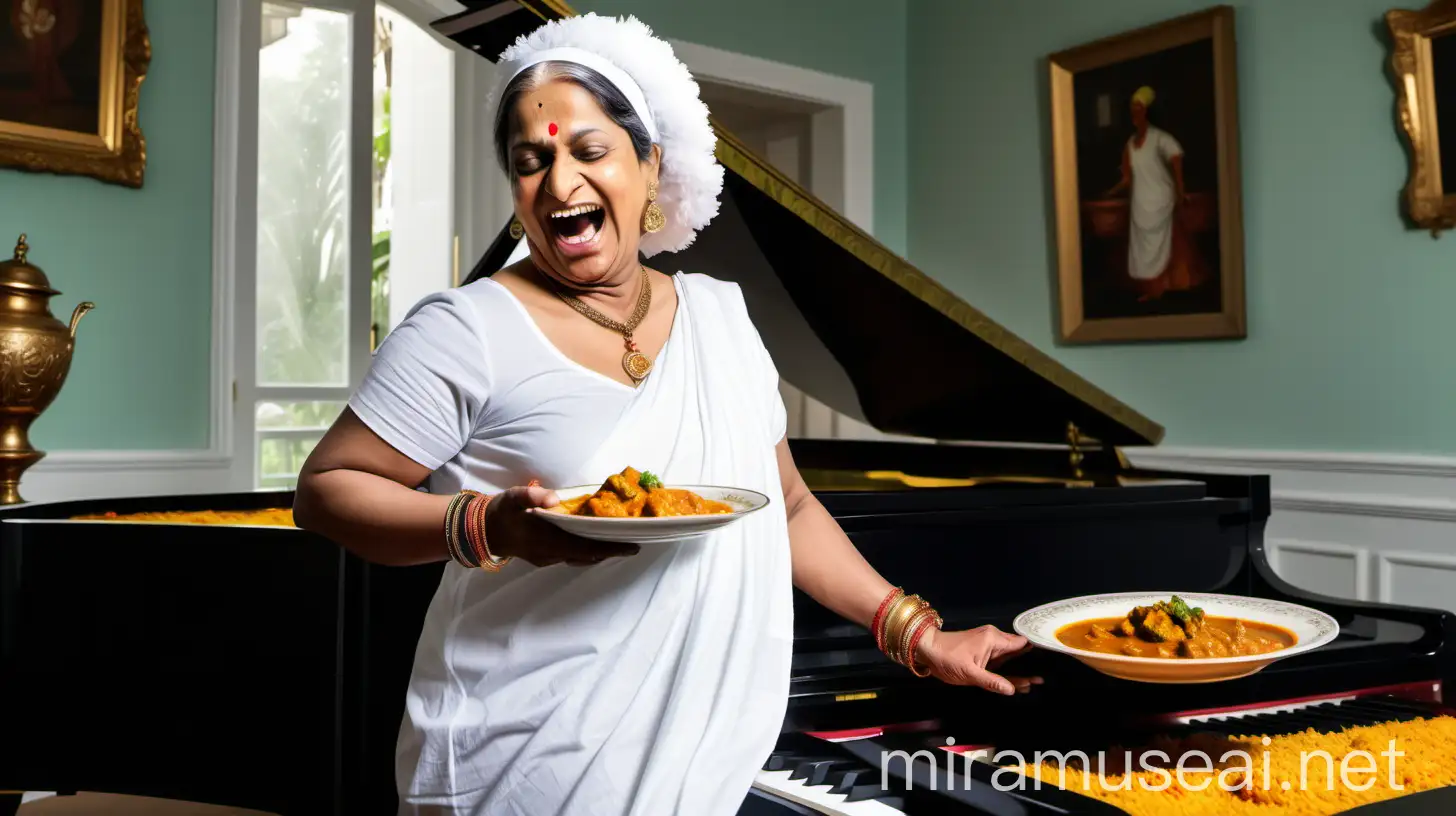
[351,273,793,816]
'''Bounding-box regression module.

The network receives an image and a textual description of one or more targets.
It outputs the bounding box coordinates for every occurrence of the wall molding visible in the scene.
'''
[1269,538,1371,601]
[1273,491,1456,522]
[1376,550,1456,605]
[1124,445,1456,479]
[1123,445,1456,513]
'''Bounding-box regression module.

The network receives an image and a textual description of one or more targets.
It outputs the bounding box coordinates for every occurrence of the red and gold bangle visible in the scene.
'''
[874,589,943,677]
[464,493,510,572]
[872,587,903,651]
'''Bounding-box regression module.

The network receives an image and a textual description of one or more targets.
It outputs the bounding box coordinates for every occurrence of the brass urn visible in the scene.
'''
[0,235,93,504]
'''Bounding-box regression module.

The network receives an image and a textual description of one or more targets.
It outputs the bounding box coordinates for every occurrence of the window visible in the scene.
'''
[228,0,500,490]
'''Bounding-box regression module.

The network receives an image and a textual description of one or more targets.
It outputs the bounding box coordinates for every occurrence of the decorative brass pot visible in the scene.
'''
[0,235,93,504]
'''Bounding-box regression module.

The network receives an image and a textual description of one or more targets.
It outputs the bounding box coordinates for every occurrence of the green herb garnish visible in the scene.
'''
[1156,595,1204,625]
[638,471,662,490]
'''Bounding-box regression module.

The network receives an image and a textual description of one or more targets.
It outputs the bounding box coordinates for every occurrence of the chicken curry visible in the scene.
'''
[558,467,735,518]
[1055,595,1295,659]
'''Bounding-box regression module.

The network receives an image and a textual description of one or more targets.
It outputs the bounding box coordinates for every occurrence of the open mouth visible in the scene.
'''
[548,203,606,246]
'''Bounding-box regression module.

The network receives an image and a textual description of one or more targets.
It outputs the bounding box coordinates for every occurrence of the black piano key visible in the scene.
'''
[762,750,802,772]
[1259,712,1347,733]
[788,758,857,785]
[843,783,898,804]
[825,767,876,796]
[1184,717,1246,735]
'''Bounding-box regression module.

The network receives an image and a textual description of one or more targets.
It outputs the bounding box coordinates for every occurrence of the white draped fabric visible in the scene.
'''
[350,273,793,816]
[1126,126,1184,281]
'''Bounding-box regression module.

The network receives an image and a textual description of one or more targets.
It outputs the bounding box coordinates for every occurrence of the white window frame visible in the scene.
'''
[216,0,495,491]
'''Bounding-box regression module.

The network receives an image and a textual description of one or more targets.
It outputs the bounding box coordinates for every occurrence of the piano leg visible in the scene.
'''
[0,794,18,816]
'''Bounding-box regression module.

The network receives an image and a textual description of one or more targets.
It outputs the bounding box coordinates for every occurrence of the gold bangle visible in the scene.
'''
[906,616,938,677]
[443,493,464,565]
[896,607,937,665]
[882,595,924,651]
[445,490,480,568]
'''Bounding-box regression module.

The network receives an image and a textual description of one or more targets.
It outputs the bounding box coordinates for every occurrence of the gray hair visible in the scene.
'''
[494,61,655,176]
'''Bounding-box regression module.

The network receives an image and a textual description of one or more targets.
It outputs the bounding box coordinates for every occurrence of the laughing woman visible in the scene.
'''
[294,13,1038,816]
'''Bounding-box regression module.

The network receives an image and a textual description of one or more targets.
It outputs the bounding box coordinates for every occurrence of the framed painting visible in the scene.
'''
[1387,0,1456,234]
[1049,5,1245,343]
[0,0,150,187]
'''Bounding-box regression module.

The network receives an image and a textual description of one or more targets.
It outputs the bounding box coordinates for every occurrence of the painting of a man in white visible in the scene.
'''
[1102,85,1204,302]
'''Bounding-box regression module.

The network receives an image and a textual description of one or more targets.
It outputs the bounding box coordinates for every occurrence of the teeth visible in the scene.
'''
[550,203,602,219]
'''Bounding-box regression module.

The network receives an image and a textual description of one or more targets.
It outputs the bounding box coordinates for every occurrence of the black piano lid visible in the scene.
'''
[433,0,1165,448]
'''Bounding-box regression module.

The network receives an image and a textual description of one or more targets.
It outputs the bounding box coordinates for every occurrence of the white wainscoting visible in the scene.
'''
[1124,446,1456,615]
[16,451,236,505]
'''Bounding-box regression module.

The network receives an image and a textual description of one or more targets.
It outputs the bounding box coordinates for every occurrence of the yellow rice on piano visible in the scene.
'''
[1013,715,1456,815]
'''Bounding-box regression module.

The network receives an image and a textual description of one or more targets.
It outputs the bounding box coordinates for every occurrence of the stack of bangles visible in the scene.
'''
[872,587,943,678]
[444,490,511,571]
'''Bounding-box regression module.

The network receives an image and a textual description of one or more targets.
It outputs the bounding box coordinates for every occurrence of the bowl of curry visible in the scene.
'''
[1013,592,1339,684]
[530,466,770,544]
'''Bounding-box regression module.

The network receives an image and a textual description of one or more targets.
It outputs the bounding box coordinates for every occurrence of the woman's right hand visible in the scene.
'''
[484,485,640,567]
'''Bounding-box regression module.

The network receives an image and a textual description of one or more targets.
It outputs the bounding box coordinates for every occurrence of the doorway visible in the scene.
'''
[696,76,894,442]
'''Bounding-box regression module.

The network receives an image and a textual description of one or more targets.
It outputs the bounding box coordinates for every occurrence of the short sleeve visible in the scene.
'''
[347,289,491,470]
[1158,130,1184,161]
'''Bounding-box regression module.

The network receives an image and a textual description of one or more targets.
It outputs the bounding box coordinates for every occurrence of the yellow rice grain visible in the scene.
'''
[1013,715,1456,815]
[72,508,296,527]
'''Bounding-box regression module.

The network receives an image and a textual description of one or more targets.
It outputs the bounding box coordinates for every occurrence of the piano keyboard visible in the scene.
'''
[749,747,907,816]
[1169,693,1448,737]
[744,691,1451,815]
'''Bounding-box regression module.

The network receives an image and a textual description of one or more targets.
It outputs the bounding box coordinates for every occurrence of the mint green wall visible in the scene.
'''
[576,0,909,255]
[909,0,1456,454]
[0,0,215,451]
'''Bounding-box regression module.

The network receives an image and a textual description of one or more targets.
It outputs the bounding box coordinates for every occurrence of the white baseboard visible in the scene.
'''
[1126,446,1456,614]
[17,450,235,504]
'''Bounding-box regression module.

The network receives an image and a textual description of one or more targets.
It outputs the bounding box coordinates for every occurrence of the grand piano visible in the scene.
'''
[1,1,1453,814]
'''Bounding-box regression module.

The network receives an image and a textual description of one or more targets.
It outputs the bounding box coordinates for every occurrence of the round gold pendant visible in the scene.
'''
[623,350,652,382]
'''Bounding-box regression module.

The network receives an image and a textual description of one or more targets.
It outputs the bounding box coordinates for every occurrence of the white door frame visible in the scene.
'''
[670,39,874,234]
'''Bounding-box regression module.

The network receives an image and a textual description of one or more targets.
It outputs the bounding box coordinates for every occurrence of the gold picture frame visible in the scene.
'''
[0,0,151,188]
[1049,6,1245,343]
[1387,0,1456,234]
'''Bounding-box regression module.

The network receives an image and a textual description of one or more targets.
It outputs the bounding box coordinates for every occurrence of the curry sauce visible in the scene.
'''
[1056,596,1296,659]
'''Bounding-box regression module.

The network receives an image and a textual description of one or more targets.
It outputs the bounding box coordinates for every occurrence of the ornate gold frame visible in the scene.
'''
[1048,5,1246,343]
[1388,0,1456,234]
[0,0,150,188]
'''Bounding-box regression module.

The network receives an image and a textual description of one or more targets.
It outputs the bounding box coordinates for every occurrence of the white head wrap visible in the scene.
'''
[492,14,723,258]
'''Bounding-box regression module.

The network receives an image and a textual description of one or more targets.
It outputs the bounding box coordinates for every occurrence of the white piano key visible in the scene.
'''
[751,769,906,816]
[1173,694,1358,725]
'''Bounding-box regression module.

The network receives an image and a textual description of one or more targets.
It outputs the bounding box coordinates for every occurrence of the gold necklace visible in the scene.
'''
[552,266,655,384]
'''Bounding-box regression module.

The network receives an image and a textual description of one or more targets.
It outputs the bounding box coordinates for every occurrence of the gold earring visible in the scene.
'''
[509,218,524,240]
[642,181,665,234]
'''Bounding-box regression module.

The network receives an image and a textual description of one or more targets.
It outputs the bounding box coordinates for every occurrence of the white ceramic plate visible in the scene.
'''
[528,484,770,544]
[1012,592,1340,684]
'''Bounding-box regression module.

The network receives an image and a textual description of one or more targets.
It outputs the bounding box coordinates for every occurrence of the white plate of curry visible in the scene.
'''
[530,466,770,545]
[1013,592,1339,684]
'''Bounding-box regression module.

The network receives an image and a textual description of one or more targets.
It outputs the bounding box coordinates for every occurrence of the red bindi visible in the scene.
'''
[548,122,558,136]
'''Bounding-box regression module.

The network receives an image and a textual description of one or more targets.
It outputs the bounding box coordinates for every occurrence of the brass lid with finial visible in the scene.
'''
[0,234,62,296]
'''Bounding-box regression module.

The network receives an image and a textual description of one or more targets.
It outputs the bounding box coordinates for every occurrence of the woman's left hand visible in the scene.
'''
[915,625,1043,696]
